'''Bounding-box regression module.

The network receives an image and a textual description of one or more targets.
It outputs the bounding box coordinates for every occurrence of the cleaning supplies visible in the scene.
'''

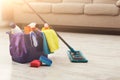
[39,56,52,66]
[42,32,50,54]
[28,22,38,31]
[24,22,38,34]
[44,23,50,29]
[42,26,59,53]
[23,0,88,63]
[30,32,38,47]
[30,56,52,67]
[67,50,88,63]
[28,22,36,28]
[30,60,42,67]
[24,26,32,34]
[10,22,23,34]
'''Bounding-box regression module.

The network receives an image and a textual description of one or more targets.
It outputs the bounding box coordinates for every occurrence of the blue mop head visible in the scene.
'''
[67,50,88,63]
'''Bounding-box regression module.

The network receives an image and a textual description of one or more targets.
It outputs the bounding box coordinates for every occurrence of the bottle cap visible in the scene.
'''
[28,22,37,28]
[10,22,16,28]
[44,23,49,28]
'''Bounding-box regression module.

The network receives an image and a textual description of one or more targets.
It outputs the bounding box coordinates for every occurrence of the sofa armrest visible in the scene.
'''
[116,0,120,7]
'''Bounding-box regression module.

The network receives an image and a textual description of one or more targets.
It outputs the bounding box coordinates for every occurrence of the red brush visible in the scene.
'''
[30,60,42,67]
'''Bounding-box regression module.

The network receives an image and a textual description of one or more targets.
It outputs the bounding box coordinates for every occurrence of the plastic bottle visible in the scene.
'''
[10,22,23,34]
[44,23,49,29]
[27,22,38,31]
[28,22,37,29]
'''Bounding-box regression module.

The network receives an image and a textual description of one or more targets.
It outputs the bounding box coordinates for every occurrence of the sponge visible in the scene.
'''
[39,56,52,66]
[30,60,42,67]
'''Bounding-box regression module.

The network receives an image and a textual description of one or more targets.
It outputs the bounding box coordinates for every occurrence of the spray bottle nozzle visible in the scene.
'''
[10,22,16,28]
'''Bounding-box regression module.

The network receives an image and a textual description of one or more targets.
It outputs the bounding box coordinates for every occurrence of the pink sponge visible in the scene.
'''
[30,60,42,67]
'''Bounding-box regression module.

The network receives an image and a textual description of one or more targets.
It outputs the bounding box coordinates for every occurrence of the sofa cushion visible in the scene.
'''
[84,4,119,15]
[93,0,118,4]
[52,3,84,14]
[13,0,38,4]
[39,0,62,3]
[63,0,92,3]
[116,0,120,7]
[14,0,62,4]
[23,2,51,13]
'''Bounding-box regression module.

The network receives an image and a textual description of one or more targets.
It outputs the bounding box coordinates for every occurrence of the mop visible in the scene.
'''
[23,0,88,63]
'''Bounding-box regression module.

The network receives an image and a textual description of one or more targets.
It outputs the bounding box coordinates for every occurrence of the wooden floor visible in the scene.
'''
[0,27,120,80]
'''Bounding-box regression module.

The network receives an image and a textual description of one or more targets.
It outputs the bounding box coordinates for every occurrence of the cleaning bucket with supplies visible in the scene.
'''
[7,23,47,63]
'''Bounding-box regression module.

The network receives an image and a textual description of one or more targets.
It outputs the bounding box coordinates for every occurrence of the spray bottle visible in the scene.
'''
[10,22,23,34]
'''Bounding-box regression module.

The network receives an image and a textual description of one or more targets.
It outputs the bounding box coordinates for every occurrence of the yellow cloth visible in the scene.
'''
[42,27,59,53]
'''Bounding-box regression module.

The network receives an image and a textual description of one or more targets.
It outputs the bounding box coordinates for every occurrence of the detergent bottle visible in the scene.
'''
[10,22,23,34]
[28,22,37,30]
[24,22,36,34]
[41,23,50,31]
[44,23,49,29]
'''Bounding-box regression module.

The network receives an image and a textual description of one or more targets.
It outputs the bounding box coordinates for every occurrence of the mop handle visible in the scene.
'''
[23,0,46,23]
[23,0,74,50]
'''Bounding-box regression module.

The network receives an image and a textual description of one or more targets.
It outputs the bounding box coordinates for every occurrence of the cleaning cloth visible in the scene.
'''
[42,28,59,53]
[42,32,50,54]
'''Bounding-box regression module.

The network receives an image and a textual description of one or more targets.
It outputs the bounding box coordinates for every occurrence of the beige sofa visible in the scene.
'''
[3,0,120,31]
